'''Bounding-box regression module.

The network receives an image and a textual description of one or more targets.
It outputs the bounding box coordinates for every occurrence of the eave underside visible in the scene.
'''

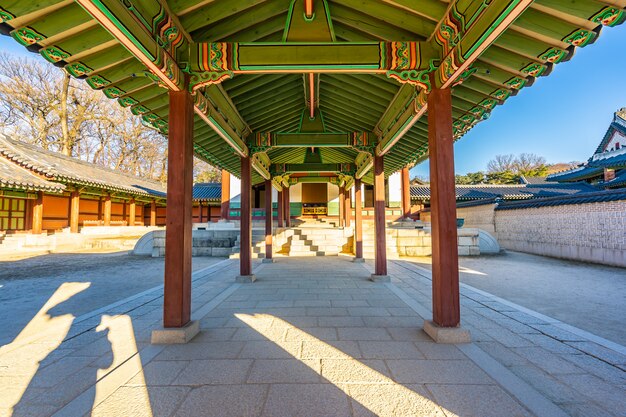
[1,0,624,185]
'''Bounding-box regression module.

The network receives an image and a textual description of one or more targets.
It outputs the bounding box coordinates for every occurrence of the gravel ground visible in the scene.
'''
[0,252,223,345]
[399,251,626,345]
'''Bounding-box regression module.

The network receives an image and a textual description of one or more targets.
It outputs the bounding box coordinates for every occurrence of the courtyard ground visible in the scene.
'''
[0,253,624,416]
[0,253,222,346]
[401,251,626,345]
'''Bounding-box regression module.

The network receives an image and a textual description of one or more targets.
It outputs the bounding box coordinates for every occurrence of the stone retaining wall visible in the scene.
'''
[428,199,626,267]
[495,201,626,267]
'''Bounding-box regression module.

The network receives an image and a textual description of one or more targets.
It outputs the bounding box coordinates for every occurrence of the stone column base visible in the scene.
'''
[151,320,199,344]
[423,320,471,344]
[352,257,365,263]
[262,258,275,263]
[236,274,257,283]
[369,274,390,282]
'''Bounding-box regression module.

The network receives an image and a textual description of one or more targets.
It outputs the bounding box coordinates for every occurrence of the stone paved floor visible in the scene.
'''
[0,256,624,417]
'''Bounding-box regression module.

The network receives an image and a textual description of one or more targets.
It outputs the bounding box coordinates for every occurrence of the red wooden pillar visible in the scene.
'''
[150,200,157,226]
[97,197,102,223]
[372,153,388,279]
[32,191,44,234]
[428,80,460,328]
[221,169,230,220]
[198,201,204,223]
[239,155,254,279]
[344,187,351,228]
[129,198,136,226]
[284,186,291,227]
[69,191,80,233]
[338,185,345,227]
[103,194,112,227]
[277,187,284,228]
[354,179,363,261]
[401,166,411,218]
[163,81,194,328]
[264,180,273,262]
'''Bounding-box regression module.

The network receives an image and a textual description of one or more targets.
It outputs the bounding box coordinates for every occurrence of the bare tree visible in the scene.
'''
[487,154,516,173]
[194,158,222,183]
[513,153,546,173]
[0,53,169,180]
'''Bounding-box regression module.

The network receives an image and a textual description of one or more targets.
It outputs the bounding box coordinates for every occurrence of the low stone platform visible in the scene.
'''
[1,257,624,417]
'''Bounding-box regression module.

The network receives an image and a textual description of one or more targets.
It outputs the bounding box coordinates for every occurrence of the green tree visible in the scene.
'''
[455,171,485,184]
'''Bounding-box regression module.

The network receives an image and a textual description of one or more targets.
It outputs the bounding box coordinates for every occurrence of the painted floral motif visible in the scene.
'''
[504,77,526,90]
[142,114,159,123]
[538,47,567,64]
[190,71,233,91]
[85,75,111,89]
[11,27,44,46]
[386,70,430,91]
[479,98,497,110]
[103,87,126,99]
[118,97,138,107]
[385,42,421,70]
[0,7,15,23]
[452,67,477,87]
[40,47,70,64]
[591,7,626,27]
[492,89,511,102]
[521,63,546,77]
[562,29,595,47]
[65,62,93,78]
[131,105,150,115]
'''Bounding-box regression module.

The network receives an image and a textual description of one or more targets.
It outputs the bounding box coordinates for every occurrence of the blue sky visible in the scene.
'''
[1,23,625,178]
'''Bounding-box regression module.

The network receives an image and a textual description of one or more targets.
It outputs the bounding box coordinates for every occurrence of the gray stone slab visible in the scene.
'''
[347,383,446,417]
[247,359,321,383]
[338,327,391,341]
[174,385,268,417]
[300,340,362,359]
[127,360,189,386]
[285,326,338,341]
[154,341,245,360]
[358,341,425,359]
[92,385,191,417]
[557,373,626,416]
[427,383,534,417]
[387,359,493,384]
[172,359,253,385]
[261,384,351,417]
[239,341,302,359]
[513,347,585,375]
[565,341,626,365]
[387,327,433,342]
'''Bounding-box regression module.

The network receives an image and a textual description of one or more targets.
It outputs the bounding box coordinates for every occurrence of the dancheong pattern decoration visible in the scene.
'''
[591,7,626,27]
[0,0,623,180]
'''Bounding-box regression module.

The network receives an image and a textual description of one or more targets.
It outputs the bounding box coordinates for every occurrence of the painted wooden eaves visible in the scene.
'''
[1,0,624,180]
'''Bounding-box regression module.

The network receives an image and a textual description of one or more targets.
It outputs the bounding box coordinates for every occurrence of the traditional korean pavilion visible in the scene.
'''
[0,0,623,337]
[548,108,626,188]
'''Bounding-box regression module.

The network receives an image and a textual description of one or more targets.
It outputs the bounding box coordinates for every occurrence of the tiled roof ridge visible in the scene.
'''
[0,135,165,187]
[0,157,66,193]
[496,188,626,210]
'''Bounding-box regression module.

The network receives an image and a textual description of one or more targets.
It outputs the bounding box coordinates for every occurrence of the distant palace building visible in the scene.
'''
[2,110,625,234]
[547,108,626,189]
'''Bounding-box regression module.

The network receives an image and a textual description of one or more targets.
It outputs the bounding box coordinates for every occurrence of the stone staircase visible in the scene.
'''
[361,224,401,259]
[280,227,352,257]
[230,229,267,259]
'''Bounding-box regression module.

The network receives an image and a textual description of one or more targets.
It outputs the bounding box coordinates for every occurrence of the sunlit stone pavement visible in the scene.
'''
[1,257,624,417]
